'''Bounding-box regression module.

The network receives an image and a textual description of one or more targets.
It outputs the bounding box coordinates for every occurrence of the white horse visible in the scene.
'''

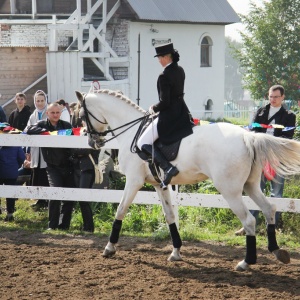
[76,89,300,271]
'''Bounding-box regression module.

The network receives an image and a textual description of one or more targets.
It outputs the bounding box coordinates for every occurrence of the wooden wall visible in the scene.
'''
[0,47,47,117]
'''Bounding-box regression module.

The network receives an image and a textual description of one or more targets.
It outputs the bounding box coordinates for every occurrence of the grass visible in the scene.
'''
[1,194,300,251]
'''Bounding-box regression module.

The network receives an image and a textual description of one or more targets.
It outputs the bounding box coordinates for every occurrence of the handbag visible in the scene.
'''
[89,154,103,184]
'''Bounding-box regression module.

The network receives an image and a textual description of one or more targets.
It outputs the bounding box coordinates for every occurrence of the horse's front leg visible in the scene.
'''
[103,181,141,258]
[155,186,183,262]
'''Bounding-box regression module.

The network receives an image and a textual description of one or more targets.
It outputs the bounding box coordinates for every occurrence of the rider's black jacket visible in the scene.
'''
[152,62,193,145]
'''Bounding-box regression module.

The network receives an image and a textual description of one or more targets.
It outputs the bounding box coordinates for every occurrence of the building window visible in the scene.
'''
[205,99,213,111]
[200,36,212,67]
[204,98,213,118]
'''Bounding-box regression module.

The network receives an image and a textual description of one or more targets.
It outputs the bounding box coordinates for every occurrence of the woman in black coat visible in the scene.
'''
[71,145,100,232]
[137,42,193,189]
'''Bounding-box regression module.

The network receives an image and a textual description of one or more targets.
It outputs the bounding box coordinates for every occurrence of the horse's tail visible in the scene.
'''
[243,132,300,177]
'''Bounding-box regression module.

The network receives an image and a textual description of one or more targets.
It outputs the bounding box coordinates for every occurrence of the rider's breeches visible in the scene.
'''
[137,117,159,150]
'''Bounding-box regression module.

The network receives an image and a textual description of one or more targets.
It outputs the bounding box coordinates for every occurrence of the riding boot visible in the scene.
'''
[141,144,179,189]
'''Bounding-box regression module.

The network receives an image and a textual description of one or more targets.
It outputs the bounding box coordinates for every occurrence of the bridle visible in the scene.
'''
[81,95,149,145]
[81,95,108,136]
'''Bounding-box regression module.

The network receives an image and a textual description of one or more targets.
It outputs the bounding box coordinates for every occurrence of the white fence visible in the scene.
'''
[1,134,300,214]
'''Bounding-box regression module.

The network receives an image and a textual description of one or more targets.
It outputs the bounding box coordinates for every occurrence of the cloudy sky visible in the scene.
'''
[225,0,266,41]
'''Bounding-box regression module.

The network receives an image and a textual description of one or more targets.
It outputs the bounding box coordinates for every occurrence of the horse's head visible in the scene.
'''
[75,91,108,149]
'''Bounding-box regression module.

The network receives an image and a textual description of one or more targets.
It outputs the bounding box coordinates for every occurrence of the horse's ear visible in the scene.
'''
[75,91,84,104]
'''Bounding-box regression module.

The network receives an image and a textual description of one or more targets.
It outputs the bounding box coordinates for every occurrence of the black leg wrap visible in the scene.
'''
[169,223,182,248]
[267,224,279,252]
[109,219,122,244]
[245,235,257,265]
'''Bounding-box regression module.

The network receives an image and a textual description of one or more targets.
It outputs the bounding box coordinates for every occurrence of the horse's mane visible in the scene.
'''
[94,89,146,113]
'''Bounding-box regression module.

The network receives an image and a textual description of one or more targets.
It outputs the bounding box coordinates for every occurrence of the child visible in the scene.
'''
[8,92,31,131]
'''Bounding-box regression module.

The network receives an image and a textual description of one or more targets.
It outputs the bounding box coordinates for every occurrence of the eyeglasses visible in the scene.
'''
[269,96,282,99]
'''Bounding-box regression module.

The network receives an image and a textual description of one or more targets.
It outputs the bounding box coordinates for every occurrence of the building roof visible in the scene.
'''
[123,0,240,25]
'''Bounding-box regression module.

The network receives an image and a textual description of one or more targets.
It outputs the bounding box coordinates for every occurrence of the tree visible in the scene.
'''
[225,37,244,102]
[231,0,300,101]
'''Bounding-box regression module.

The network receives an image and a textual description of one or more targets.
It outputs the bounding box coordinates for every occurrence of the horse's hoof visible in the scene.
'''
[168,254,183,261]
[235,260,249,272]
[273,249,290,264]
[102,246,116,258]
[167,248,183,261]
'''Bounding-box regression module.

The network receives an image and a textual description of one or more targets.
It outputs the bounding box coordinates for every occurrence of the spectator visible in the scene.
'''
[0,146,25,221]
[55,99,70,122]
[26,103,75,230]
[0,106,7,123]
[69,102,77,122]
[16,147,32,186]
[71,101,83,128]
[70,128,100,232]
[0,93,7,123]
[235,85,296,235]
[26,90,49,210]
[8,92,31,131]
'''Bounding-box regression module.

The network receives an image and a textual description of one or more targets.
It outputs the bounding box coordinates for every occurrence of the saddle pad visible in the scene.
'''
[154,139,181,161]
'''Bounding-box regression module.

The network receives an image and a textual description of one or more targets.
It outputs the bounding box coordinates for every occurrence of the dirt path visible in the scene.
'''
[0,231,299,300]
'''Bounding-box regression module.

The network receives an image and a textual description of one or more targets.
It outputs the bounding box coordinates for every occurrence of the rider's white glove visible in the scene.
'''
[148,106,155,115]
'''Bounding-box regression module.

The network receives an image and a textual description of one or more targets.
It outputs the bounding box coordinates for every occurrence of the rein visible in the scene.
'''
[101,115,149,145]
[82,96,149,145]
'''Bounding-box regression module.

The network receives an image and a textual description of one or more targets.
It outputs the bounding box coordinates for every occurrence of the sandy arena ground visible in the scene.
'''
[0,231,299,300]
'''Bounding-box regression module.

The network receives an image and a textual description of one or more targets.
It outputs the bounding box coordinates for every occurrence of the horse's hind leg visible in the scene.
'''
[244,181,290,265]
[217,186,257,271]
[155,186,183,261]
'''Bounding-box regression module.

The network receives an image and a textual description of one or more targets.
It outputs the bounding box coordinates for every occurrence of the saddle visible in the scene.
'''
[137,139,181,183]
[154,139,181,184]
[132,115,182,184]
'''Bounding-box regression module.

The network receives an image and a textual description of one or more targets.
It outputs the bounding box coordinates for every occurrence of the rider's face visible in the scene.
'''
[157,55,171,67]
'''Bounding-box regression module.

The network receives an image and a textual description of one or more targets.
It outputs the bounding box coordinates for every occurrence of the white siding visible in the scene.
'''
[46,51,83,103]
[128,22,225,119]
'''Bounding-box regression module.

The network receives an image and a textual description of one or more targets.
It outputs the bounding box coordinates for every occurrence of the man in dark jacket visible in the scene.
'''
[26,103,75,230]
[235,85,296,235]
[8,93,31,131]
[0,106,7,123]
[137,42,193,189]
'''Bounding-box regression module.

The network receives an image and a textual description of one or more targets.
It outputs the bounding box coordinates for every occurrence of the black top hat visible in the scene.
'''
[154,42,174,57]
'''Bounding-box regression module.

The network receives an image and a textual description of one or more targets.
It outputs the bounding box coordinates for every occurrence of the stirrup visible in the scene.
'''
[160,181,168,190]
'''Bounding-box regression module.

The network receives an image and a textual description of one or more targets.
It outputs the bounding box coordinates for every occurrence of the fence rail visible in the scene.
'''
[1,134,300,213]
